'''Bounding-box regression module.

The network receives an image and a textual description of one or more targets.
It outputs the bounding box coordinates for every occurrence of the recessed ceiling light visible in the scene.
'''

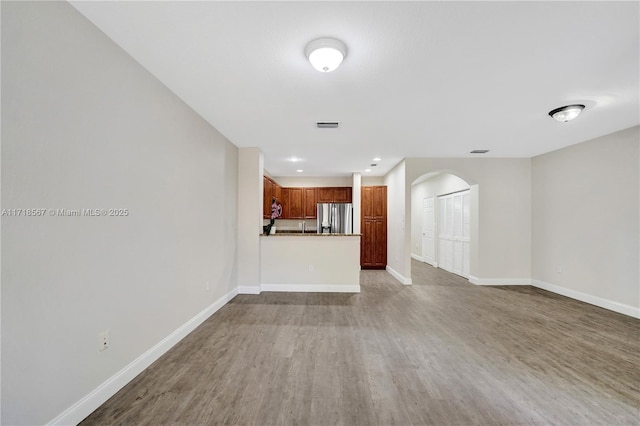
[373,157,381,162]
[288,156,302,162]
[548,104,585,122]
[365,169,372,172]
[305,38,347,73]
[296,169,303,173]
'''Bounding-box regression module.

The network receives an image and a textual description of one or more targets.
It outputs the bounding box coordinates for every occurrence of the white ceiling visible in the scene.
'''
[70,1,639,177]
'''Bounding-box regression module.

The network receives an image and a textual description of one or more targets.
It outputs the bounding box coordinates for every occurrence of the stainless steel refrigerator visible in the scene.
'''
[317,203,354,234]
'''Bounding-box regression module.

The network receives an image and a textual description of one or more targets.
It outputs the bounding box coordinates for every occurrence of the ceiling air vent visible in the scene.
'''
[317,122,339,128]
[470,150,490,154]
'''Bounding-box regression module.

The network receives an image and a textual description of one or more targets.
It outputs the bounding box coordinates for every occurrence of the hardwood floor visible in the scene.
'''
[81,260,640,425]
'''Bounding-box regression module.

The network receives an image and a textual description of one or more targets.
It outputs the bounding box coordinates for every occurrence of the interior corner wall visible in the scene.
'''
[1,2,238,424]
[352,173,362,234]
[532,126,640,314]
[384,160,411,283]
[237,148,263,292]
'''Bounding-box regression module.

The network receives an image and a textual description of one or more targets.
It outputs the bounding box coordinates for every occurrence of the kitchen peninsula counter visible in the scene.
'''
[259,233,360,293]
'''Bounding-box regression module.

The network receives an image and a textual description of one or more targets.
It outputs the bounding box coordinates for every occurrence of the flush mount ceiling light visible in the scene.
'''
[548,104,585,122]
[305,38,347,72]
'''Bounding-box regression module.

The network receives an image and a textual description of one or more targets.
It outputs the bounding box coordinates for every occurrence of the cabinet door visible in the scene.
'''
[263,177,273,219]
[373,219,387,267]
[287,188,303,219]
[361,186,373,219]
[280,188,290,219]
[303,188,317,219]
[373,186,386,219]
[334,187,352,203]
[275,184,282,203]
[361,220,374,266]
[317,187,334,203]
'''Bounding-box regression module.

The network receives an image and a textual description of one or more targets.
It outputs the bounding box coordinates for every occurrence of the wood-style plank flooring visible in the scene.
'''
[82,260,640,425]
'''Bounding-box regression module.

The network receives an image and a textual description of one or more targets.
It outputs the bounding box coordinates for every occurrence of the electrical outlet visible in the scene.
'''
[99,330,110,352]
[308,264,314,272]
[556,265,563,274]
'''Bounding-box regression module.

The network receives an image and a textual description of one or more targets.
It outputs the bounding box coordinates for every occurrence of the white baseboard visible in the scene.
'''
[532,279,640,319]
[237,285,261,294]
[386,265,413,285]
[411,253,437,268]
[469,276,532,286]
[261,284,360,293]
[48,287,239,426]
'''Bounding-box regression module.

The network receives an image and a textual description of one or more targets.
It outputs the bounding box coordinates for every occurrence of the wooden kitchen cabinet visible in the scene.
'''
[280,187,290,219]
[265,182,350,220]
[361,185,387,269]
[317,187,334,203]
[334,187,352,203]
[287,187,304,219]
[263,176,284,218]
[303,187,317,219]
[263,176,273,219]
[317,187,352,203]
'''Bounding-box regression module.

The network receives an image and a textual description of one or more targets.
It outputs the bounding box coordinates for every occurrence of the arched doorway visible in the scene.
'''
[410,171,476,280]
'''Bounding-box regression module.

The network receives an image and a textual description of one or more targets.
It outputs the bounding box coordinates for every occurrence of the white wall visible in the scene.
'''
[237,148,263,292]
[384,160,411,283]
[532,126,639,315]
[362,176,385,186]
[410,174,470,257]
[352,173,361,234]
[1,2,238,424]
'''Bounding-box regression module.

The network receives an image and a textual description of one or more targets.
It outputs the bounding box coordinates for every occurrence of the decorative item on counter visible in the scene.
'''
[263,197,282,236]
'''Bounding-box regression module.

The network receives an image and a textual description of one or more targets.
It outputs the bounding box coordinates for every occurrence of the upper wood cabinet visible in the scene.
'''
[303,187,317,219]
[317,187,352,203]
[263,180,352,220]
[317,187,334,203]
[263,176,283,219]
[287,187,304,219]
[281,187,290,219]
[334,187,352,203]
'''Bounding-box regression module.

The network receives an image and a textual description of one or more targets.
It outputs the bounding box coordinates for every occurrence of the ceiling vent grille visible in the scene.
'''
[470,150,490,154]
[317,122,339,128]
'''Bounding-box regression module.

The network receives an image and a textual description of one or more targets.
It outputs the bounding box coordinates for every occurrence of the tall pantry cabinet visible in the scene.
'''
[361,186,387,269]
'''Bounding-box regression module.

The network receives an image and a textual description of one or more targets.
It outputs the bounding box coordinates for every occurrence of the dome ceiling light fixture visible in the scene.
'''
[548,104,585,122]
[305,38,347,72]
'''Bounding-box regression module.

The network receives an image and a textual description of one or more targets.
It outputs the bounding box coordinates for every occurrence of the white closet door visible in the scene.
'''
[438,190,470,278]
[422,196,435,265]
[462,191,471,277]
